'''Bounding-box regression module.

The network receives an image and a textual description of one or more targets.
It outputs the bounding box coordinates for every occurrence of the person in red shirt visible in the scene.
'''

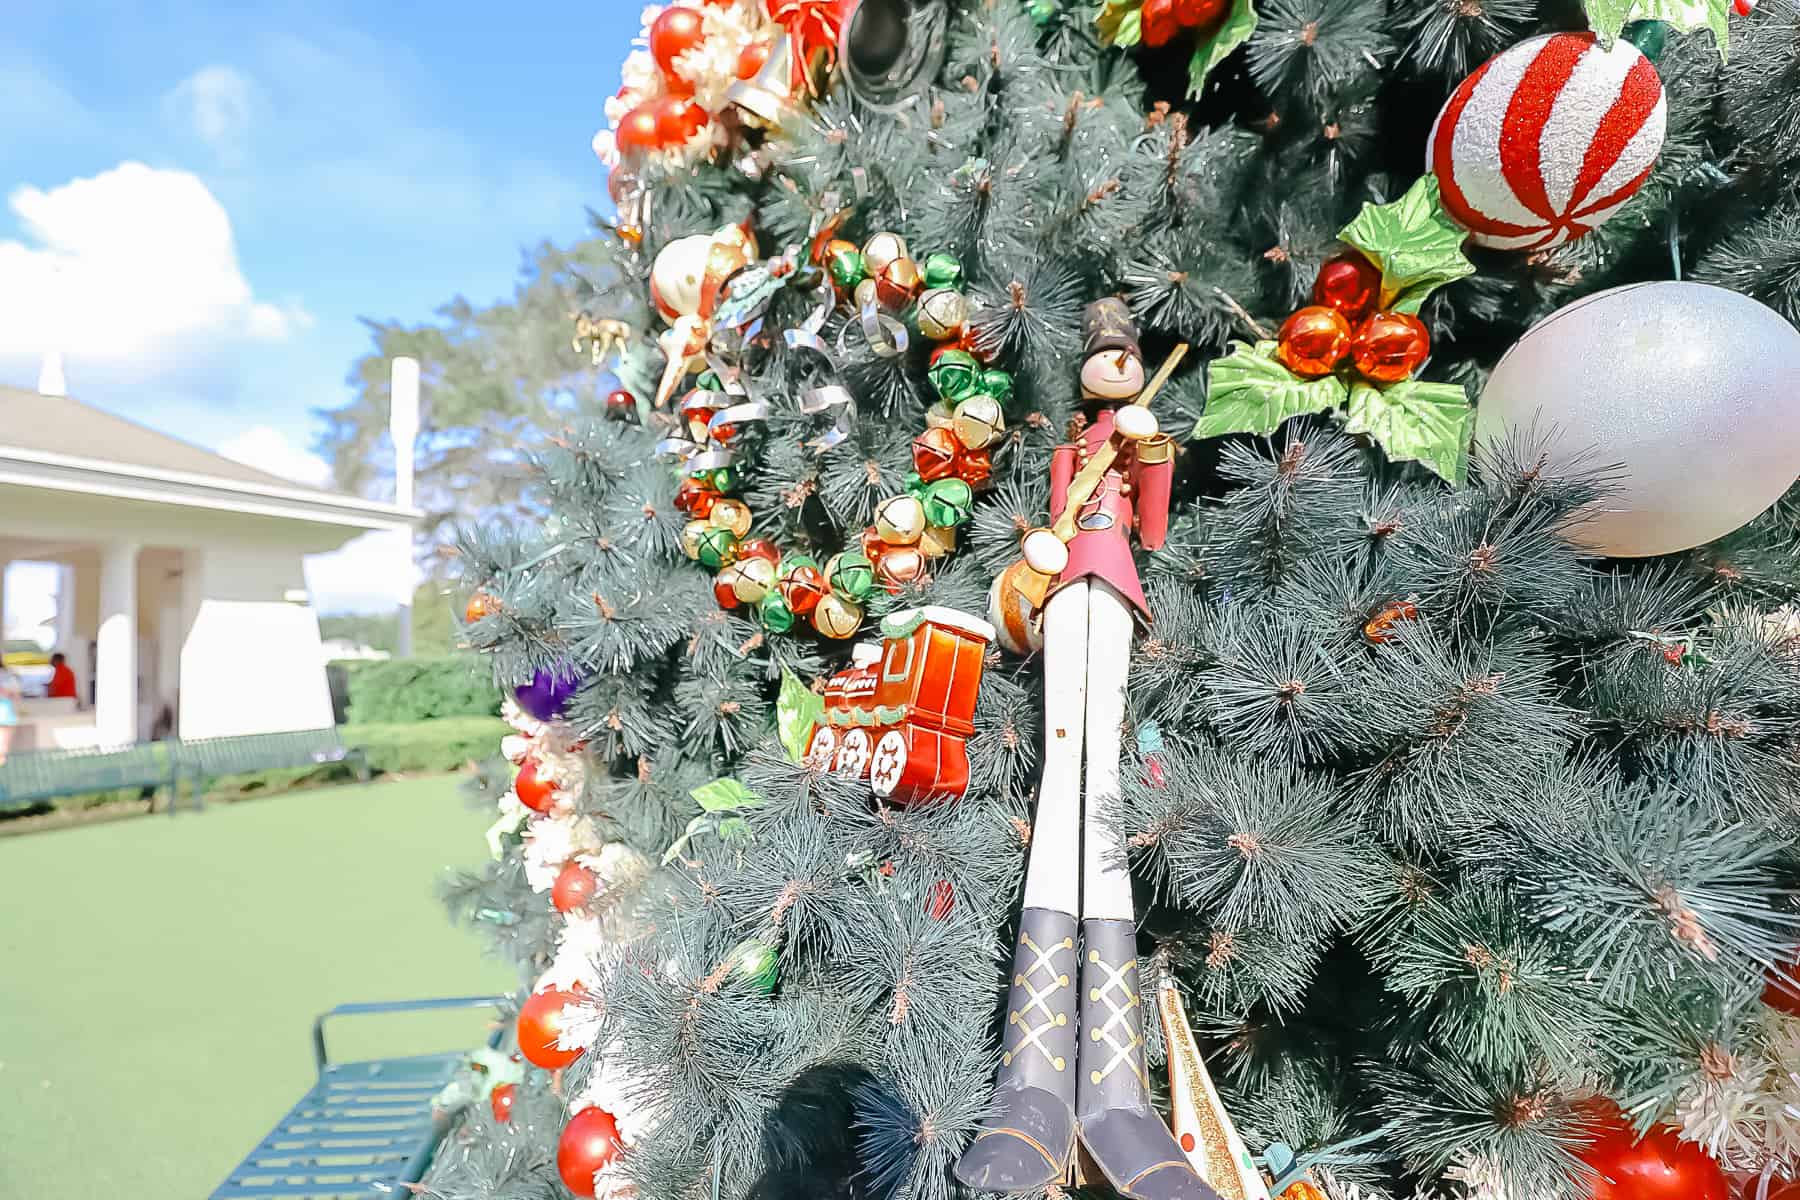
[47,652,78,701]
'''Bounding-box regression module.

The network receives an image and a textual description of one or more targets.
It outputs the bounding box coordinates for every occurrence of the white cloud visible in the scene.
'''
[217,425,332,488]
[0,162,307,368]
[163,65,254,159]
[304,530,422,615]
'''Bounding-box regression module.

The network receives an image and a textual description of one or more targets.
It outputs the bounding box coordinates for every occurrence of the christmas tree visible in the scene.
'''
[421,2,1800,1199]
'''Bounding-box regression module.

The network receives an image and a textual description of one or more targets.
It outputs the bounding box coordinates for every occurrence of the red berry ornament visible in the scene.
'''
[615,103,661,155]
[1276,306,1353,378]
[605,389,636,421]
[649,5,707,77]
[1173,0,1230,29]
[737,39,772,79]
[515,758,557,814]
[465,591,498,622]
[1311,250,1382,322]
[490,1082,517,1123]
[651,95,708,147]
[1141,0,1180,46]
[557,1106,624,1197]
[516,985,586,1069]
[1351,312,1430,384]
[1579,1102,1727,1200]
[552,860,599,913]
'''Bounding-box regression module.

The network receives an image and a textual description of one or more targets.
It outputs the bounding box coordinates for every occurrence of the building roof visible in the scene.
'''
[0,386,322,492]
[0,385,417,533]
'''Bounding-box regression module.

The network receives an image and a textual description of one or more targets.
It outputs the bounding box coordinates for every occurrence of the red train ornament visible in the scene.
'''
[803,606,993,804]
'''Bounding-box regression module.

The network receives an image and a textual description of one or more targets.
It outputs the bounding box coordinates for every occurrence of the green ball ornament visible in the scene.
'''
[923,478,975,527]
[825,551,876,602]
[724,937,781,994]
[928,349,982,402]
[922,251,964,289]
[980,368,1014,407]
[827,246,867,290]
[758,591,796,633]
[696,526,740,571]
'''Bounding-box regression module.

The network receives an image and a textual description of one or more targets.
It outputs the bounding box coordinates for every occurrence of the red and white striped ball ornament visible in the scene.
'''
[1428,32,1666,251]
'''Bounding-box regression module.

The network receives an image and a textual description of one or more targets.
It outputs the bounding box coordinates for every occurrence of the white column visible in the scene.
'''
[96,542,139,745]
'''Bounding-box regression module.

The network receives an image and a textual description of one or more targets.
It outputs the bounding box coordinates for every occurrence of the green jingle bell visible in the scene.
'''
[758,590,796,634]
[707,465,739,493]
[979,367,1014,407]
[922,251,964,289]
[928,349,982,403]
[826,242,867,290]
[724,937,780,994]
[779,553,820,577]
[825,551,876,602]
[696,526,740,571]
[905,471,930,500]
[922,477,975,527]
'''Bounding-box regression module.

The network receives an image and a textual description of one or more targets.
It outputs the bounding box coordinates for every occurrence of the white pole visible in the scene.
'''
[390,357,420,658]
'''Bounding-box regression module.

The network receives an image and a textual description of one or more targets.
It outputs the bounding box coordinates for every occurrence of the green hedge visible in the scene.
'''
[343,657,499,724]
[182,716,509,803]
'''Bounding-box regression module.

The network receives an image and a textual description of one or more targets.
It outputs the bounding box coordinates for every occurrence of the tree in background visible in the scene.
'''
[423,2,1800,1200]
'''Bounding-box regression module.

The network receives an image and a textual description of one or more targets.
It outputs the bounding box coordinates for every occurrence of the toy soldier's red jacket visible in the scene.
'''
[1047,406,1175,623]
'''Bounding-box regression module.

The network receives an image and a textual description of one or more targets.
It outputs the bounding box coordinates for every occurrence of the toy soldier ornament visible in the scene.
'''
[959,301,1211,1199]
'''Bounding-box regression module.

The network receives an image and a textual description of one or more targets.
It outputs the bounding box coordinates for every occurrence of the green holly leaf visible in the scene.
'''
[1097,0,1143,46]
[1337,175,1477,315]
[1194,341,1348,440]
[691,777,761,813]
[776,668,824,764]
[1187,0,1259,97]
[1344,378,1473,485]
[1586,0,1730,61]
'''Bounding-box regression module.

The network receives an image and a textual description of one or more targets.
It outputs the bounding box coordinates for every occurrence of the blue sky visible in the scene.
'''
[0,0,635,610]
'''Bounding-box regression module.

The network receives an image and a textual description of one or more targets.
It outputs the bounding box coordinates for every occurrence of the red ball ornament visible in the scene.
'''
[490,1082,517,1123]
[779,565,829,616]
[650,95,708,147]
[1579,1103,1727,1200]
[515,758,557,814]
[649,5,707,77]
[737,39,772,80]
[712,573,742,610]
[1351,311,1430,384]
[465,591,499,622]
[605,389,637,421]
[552,860,599,913]
[912,427,961,483]
[516,985,586,1069]
[1141,0,1180,46]
[614,103,662,156]
[737,537,781,566]
[1173,0,1230,28]
[557,1106,624,1197]
[1311,251,1382,322]
[926,879,955,920]
[675,477,722,519]
[1276,306,1352,378]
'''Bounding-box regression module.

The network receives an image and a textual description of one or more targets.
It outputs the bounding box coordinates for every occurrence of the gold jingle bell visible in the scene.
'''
[682,519,711,560]
[862,231,910,277]
[876,545,927,587]
[731,555,778,604]
[874,494,927,545]
[916,287,969,341]
[709,498,753,538]
[811,592,864,639]
[952,394,1004,450]
[919,524,958,559]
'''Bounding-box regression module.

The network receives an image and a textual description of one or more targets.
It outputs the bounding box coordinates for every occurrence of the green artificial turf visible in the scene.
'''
[0,775,516,1199]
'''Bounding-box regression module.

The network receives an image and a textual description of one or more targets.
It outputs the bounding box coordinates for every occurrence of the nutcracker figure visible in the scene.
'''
[958,300,1213,1199]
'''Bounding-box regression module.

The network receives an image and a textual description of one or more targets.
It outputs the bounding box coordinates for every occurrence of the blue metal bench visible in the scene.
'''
[208,995,507,1200]
[0,741,177,813]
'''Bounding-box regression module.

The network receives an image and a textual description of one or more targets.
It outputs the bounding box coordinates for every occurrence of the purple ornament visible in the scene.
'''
[514,665,580,721]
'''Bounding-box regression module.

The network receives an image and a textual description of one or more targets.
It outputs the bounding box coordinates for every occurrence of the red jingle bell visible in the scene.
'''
[912,427,961,483]
[614,103,662,156]
[1312,250,1383,322]
[514,757,557,813]
[557,1106,624,1197]
[954,446,992,489]
[926,879,955,921]
[490,1082,517,1123]
[875,544,926,588]
[1763,947,1800,1015]
[1351,311,1430,384]
[1578,1099,1728,1200]
[516,985,586,1069]
[650,95,708,147]
[1276,306,1353,378]
[737,537,781,566]
[675,477,721,519]
[649,5,707,77]
[552,860,599,913]
[779,564,829,615]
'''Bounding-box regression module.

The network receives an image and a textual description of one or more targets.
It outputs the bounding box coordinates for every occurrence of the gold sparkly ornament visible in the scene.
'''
[731,555,779,604]
[875,494,927,545]
[919,524,958,559]
[952,394,1004,449]
[862,231,910,277]
[915,287,969,341]
[709,498,753,539]
[811,592,864,639]
[1158,981,1271,1200]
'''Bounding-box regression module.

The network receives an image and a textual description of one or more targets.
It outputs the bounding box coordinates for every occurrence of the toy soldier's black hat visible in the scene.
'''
[1082,297,1140,360]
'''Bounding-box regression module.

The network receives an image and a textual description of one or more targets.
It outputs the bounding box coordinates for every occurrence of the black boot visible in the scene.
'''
[1076,919,1223,1200]
[955,907,1079,1193]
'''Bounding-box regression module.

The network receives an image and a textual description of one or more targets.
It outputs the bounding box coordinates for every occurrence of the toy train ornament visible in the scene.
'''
[803,606,993,804]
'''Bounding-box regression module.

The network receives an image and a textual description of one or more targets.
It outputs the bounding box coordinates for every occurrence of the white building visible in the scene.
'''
[0,385,416,751]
